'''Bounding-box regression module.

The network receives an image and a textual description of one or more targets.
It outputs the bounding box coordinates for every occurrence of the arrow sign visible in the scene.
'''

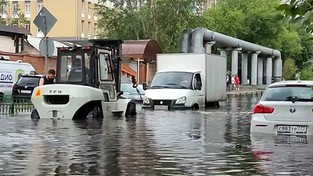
[33,7,57,35]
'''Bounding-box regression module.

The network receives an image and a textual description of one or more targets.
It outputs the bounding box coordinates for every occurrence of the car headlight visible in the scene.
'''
[143,96,151,104]
[176,96,187,104]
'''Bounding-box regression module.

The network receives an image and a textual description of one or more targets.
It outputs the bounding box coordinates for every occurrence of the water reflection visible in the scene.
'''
[1,95,313,175]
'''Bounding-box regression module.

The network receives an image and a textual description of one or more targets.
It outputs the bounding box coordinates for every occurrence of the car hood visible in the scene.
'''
[144,89,190,99]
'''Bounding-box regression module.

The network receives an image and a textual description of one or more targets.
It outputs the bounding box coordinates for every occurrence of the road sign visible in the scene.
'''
[39,37,55,57]
[33,7,57,35]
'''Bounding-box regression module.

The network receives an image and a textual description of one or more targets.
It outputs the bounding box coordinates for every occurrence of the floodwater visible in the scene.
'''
[1,95,313,175]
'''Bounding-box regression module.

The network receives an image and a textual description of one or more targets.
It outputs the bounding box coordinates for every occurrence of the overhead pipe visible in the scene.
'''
[180,27,282,82]
[180,29,193,53]
[189,27,281,59]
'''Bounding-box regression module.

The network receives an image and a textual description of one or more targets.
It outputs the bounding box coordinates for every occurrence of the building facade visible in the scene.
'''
[0,0,113,40]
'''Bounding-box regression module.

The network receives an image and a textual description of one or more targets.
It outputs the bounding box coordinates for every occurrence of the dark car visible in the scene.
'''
[120,83,145,102]
[12,75,43,99]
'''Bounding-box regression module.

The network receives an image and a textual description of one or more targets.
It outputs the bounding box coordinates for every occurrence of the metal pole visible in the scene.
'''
[43,13,49,74]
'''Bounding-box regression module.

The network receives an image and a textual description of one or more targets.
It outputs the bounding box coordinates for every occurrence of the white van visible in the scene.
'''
[0,60,36,98]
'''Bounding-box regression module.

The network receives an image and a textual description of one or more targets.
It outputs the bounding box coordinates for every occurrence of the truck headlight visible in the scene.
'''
[143,96,151,104]
[176,96,187,104]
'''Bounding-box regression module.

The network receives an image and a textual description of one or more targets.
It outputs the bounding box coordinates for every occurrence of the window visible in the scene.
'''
[99,53,113,81]
[194,73,202,90]
[25,1,30,14]
[88,22,91,35]
[37,0,43,12]
[150,72,193,89]
[88,2,91,14]
[81,0,85,13]
[25,24,30,31]
[0,3,7,15]
[81,20,84,33]
[261,85,313,102]
[12,1,18,16]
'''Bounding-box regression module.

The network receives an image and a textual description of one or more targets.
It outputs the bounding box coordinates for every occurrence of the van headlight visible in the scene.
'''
[143,96,151,104]
[176,96,187,104]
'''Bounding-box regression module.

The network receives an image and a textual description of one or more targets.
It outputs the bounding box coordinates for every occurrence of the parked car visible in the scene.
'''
[120,83,145,102]
[12,74,43,99]
[251,80,313,135]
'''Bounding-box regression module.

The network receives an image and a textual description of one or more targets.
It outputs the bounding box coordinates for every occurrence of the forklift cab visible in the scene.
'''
[55,39,123,102]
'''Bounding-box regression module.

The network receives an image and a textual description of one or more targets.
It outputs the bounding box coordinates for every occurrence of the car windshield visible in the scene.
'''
[261,85,313,101]
[17,77,40,86]
[150,72,193,89]
[121,84,145,94]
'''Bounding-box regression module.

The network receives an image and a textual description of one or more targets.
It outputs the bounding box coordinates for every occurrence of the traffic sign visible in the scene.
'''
[39,37,55,57]
[33,7,57,35]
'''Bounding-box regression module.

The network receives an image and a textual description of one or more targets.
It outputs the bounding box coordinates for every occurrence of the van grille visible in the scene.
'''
[44,95,69,105]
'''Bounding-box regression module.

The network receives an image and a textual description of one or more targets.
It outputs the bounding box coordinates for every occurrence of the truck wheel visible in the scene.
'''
[125,100,137,116]
[192,104,199,110]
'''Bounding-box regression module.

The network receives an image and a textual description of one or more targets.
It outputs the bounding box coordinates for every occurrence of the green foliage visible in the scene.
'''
[203,0,302,59]
[96,0,205,53]
[300,68,313,80]
[278,0,313,33]
[283,58,299,80]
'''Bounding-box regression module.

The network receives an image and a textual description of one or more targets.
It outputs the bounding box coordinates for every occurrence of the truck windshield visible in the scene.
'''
[150,72,193,89]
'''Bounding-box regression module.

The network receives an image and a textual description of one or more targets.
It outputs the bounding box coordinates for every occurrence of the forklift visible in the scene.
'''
[31,39,137,120]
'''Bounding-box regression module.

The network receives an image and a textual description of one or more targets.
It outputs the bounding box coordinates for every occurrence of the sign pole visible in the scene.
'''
[43,14,49,74]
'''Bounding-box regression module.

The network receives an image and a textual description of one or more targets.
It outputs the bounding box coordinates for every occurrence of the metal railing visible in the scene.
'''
[0,95,34,116]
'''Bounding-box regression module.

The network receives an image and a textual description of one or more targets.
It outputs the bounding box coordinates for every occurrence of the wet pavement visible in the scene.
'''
[1,95,313,175]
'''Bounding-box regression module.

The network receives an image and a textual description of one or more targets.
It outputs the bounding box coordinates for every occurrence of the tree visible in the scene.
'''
[203,0,302,59]
[96,0,205,53]
[300,68,313,80]
[283,58,298,80]
[278,0,313,33]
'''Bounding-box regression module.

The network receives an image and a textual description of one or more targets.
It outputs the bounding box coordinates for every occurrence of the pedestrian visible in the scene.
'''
[226,73,231,91]
[234,74,240,90]
[39,69,56,86]
[231,75,235,91]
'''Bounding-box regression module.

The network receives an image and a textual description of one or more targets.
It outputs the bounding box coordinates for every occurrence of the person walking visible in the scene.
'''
[234,74,240,90]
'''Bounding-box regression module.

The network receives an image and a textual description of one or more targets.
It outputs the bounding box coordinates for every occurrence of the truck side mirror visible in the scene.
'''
[143,82,147,90]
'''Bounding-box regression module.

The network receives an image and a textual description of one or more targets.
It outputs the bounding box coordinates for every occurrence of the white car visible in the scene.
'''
[251,80,313,135]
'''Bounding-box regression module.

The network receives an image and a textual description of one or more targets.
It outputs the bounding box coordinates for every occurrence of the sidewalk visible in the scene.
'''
[227,85,266,96]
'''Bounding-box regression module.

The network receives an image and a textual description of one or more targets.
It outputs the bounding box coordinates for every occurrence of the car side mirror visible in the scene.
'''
[143,82,147,90]
[118,91,123,96]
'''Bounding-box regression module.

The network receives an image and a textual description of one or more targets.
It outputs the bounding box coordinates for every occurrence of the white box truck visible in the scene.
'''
[142,53,227,110]
[0,60,35,98]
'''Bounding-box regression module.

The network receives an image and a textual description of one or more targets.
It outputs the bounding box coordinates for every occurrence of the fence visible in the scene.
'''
[0,95,34,116]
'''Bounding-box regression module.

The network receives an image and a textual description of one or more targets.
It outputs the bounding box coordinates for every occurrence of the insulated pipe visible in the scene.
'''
[190,27,281,59]
[180,29,193,53]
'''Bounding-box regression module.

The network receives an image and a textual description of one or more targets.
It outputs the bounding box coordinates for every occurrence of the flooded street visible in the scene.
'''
[1,95,313,175]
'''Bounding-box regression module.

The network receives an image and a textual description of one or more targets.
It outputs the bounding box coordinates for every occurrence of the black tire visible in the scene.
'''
[125,100,137,116]
[31,109,40,119]
[192,104,199,110]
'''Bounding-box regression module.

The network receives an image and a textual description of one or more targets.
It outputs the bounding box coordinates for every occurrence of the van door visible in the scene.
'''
[193,73,205,107]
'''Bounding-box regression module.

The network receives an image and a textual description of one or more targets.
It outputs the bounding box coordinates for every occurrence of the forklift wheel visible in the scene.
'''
[125,100,137,116]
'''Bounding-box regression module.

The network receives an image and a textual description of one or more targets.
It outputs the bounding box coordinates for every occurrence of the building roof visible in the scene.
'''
[0,25,31,36]
[26,35,69,57]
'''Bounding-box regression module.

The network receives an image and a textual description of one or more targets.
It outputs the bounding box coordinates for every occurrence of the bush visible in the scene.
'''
[283,58,298,80]
[300,68,313,80]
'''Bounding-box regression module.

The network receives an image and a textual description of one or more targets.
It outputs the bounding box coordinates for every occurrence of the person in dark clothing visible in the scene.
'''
[39,69,56,86]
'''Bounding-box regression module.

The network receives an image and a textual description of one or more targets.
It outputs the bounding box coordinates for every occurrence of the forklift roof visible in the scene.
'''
[61,39,123,48]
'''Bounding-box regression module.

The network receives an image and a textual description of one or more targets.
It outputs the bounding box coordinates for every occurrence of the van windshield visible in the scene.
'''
[150,72,193,89]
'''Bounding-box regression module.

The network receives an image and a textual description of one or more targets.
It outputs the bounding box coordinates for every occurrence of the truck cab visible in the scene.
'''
[31,39,137,120]
[142,70,205,110]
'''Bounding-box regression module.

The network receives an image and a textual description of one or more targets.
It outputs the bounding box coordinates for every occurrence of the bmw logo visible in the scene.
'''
[25,86,28,89]
[290,107,296,113]
[160,101,163,105]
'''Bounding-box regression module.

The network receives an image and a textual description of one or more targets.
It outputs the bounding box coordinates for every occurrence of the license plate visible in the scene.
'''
[154,105,168,110]
[277,125,307,134]
[275,135,307,144]
[21,90,31,94]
